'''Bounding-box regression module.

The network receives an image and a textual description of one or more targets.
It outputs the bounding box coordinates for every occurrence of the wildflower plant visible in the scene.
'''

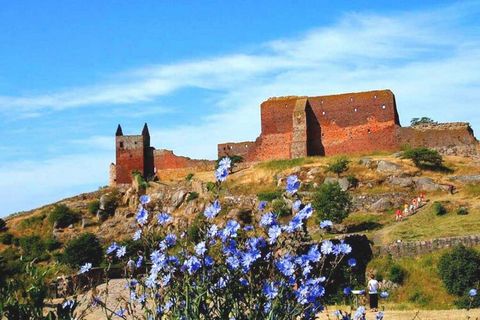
[78,157,357,319]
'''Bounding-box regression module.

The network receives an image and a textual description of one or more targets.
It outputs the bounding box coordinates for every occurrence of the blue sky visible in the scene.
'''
[1,1,479,217]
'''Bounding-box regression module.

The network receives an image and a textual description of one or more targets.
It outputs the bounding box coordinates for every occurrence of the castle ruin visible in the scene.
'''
[110,89,477,186]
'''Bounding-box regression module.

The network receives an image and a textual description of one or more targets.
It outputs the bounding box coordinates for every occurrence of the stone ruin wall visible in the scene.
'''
[374,234,480,258]
[397,122,478,155]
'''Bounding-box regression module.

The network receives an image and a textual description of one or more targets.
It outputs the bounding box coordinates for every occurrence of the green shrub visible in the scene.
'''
[438,245,480,296]
[312,182,352,223]
[44,237,61,251]
[62,233,103,267]
[257,190,282,202]
[19,214,46,229]
[410,117,436,126]
[87,200,100,215]
[18,235,48,261]
[186,192,199,202]
[187,214,207,243]
[0,218,6,231]
[402,147,443,169]
[389,264,406,284]
[48,204,79,228]
[185,173,195,181]
[432,202,447,216]
[325,157,350,177]
[0,232,13,245]
[271,198,291,217]
[456,207,469,215]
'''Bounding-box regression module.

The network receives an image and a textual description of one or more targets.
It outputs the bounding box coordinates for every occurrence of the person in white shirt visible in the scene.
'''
[367,273,379,311]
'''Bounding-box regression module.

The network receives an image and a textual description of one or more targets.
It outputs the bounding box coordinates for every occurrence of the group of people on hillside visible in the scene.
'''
[394,192,426,221]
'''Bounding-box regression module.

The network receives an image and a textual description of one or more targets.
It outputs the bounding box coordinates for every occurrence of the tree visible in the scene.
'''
[0,218,6,231]
[402,147,443,169]
[312,182,352,223]
[410,117,436,126]
[325,157,350,177]
[62,233,103,267]
[438,245,480,296]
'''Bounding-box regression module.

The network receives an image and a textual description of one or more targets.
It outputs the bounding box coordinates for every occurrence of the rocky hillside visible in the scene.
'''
[2,151,480,250]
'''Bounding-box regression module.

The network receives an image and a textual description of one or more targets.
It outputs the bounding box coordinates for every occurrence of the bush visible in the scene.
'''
[48,204,79,228]
[402,147,443,169]
[62,233,103,267]
[271,198,291,217]
[44,237,61,251]
[19,214,46,229]
[0,232,13,245]
[87,200,100,215]
[438,245,480,296]
[389,264,406,284]
[312,182,352,223]
[432,202,447,216]
[408,289,431,306]
[0,218,6,231]
[410,117,437,126]
[102,191,120,216]
[257,190,282,202]
[325,157,350,177]
[185,173,195,181]
[186,192,199,202]
[346,175,359,188]
[456,207,469,215]
[187,214,207,243]
[18,236,48,261]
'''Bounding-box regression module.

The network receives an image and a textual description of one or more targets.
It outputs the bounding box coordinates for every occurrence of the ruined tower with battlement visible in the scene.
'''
[110,123,214,186]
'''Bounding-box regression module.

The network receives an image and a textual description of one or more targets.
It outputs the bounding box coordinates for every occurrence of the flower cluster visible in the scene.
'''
[79,159,359,320]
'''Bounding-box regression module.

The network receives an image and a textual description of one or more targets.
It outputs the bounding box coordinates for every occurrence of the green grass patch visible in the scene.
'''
[464,183,480,197]
[256,157,315,171]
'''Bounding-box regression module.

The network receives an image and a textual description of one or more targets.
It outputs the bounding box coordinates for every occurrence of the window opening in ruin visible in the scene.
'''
[322,111,326,115]
[354,108,358,112]
[367,129,371,134]
[245,145,248,148]
[119,142,124,148]
[382,105,386,109]
[374,95,377,99]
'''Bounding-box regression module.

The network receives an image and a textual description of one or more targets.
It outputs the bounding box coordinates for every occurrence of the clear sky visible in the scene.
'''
[1,1,479,217]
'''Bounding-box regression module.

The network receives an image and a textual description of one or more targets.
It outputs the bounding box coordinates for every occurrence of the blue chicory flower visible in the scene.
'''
[164,234,177,247]
[263,282,279,300]
[258,201,267,211]
[194,241,207,256]
[79,262,92,274]
[133,229,142,241]
[139,195,150,205]
[286,175,300,194]
[116,246,127,258]
[380,291,389,298]
[343,287,352,295]
[106,242,119,254]
[320,220,333,229]
[157,212,172,225]
[268,225,282,244]
[469,288,478,297]
[204,200,221,219]
[136,207,149,225]
[348,257,357,267]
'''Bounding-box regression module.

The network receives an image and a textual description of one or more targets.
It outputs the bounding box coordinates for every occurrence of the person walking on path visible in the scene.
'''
[367,273,379,312]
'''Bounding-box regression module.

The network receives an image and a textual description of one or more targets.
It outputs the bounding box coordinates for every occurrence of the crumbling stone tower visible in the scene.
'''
[113,123,154,185]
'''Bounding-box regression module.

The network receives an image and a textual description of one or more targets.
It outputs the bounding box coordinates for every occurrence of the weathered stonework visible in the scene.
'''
[218,89,477,161]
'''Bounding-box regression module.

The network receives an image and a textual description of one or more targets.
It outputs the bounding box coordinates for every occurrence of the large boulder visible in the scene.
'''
[81,217,95,229]
[359,157,375,169]
[413,177,442,191]
[171,189,187,208]
[376,160,402,174]
[324,177,350,191]
[387,176,414,188]
[371,198,393,212]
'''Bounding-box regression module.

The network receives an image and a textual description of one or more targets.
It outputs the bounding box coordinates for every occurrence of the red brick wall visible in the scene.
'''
[154,149,214,171]
[307,90,400,155]
[115,135,145,184]
[218,141,256,159]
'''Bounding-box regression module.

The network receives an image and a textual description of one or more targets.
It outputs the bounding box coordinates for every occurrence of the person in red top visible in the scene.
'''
[395,209,403,221]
